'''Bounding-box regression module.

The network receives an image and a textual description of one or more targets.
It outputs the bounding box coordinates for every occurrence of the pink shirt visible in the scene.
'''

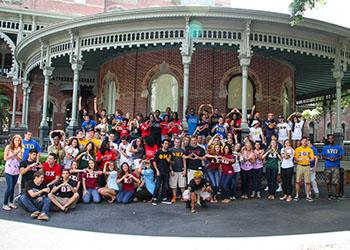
[5,150,20,175]
[241,150,256,171]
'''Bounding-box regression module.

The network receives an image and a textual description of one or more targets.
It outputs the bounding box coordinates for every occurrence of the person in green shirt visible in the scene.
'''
[263,140,282,200]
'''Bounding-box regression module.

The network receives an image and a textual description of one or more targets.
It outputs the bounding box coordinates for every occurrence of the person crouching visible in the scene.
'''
[182,171,212,213]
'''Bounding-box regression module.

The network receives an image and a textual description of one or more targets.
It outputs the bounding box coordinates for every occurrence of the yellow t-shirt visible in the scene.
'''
[294,146,314,166]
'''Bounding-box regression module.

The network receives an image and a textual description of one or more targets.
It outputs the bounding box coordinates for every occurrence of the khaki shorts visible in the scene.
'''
[169,172,187,189]
[296,165,311,183]
[182,189,211,201]
[324,168,340,185]
[54,195,78,209]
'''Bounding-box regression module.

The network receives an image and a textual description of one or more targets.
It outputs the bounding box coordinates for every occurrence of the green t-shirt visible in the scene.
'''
[265,150,280,169]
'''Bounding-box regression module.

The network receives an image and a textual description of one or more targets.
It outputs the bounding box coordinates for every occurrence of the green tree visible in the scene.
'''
[0,92,11,134]
[289,0,327,25]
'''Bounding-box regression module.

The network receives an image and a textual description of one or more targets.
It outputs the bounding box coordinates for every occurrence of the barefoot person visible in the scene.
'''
[48,169,79,212]
[98,162,119,203]
[20,171,51,221]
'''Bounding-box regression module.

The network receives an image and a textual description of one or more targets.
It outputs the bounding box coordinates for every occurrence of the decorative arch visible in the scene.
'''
[36,96,59,113]
[101,70,120,114]
[0,31,18,78]
[218,66,263,101]
[141,62,183,98]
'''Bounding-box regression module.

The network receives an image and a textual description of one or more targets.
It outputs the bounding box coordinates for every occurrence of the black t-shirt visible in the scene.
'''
[20,160,40,189]
[54,179,77,198]
[24,180,48,199]
[154,149,172,175]
[185,146,205,170]
[188,178,209,192]
[170,147,185,172]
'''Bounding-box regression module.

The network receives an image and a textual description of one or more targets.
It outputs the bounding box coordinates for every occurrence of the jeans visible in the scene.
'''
[206,169,220,196]
[231,172,239,197]
[20,195,51,215]
[117,190,134,204]
[3,173,19,205]
[281,167,294,196]
[252,168,262,193]
[82,188,101,203]
[154,174,170,201]
[241,169,253,196]
[267,168,278,196]
[220,174,233,199]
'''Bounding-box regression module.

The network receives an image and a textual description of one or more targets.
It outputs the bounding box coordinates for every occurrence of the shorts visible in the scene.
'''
[54,195,78,210]
[324,168,340,185]
[169,172,187,189]
[296,165,311,183]
[182,189,211,201]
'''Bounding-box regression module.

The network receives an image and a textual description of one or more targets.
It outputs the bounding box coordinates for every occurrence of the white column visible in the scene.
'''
[239,56,251,129]
[25,86,31,126]
[333,69,344,133]
[21,80,29,128]
[69,60,84,128]
[182,58,190,124]
[10,78,19,128]
[40,67,54,127]
[31,15,36,32]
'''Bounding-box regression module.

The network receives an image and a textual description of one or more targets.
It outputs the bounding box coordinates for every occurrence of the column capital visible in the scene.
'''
[239,54,251,67]
[43,66,55,77]
[27,86,32,94]
[22,80,30,89]
[12,78,20,86]
[71,59,84,71]
[332,68,344,81]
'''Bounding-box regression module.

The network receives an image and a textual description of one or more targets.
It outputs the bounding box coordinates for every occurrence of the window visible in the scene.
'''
[227,76,254,110]
[149,74,179,112]
[283,86,290,117]
[103,80,117,114]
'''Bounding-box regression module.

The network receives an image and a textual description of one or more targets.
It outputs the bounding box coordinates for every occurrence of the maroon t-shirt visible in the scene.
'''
[82,171,99,189]
[221,154,234,175]
[207,155,221,171]
[120,172,138,192]
[42,162,62,184]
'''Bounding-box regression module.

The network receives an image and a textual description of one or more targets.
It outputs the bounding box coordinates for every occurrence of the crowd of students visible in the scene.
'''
[1,102,345,218]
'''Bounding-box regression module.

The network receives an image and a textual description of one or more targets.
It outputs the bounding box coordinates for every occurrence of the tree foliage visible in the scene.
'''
[289,0,327,25]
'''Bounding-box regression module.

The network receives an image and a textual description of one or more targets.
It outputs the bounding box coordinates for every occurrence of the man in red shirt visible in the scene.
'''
[41,153,61,187]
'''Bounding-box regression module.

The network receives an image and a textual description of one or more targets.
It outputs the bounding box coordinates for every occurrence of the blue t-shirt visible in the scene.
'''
[321,145,344,168]
[310,146,318,168]
[82,120,97,131]
[213,124,226,138]
[143,168,155,195]
[22,139,42,162]
[186,115,199,135]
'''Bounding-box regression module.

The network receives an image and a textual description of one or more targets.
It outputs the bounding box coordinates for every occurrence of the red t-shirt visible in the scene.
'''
[207,155,221,171]
[120,172,138,192]
[82,171,99,189]
[140,122,151,138]
[42,162,62,184]
[96,150,116,170]
[170,120,182,135]
[120,125,129,138]
[145,144,158,160]
[160,121,170,136]
[221,154,234,175]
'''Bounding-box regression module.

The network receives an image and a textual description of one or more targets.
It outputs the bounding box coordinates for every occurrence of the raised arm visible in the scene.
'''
[94,97,98,114]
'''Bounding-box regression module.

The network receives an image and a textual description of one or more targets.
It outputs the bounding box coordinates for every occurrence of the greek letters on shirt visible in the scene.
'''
[327,149,339,154]
[172,151,183,158]
[86,172,98,178]
[158,153,172,160]
[45,171,56,177]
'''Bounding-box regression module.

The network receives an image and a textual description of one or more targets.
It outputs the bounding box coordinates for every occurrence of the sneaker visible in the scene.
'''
[306,196,313,202]
[13,194,21,204]
[171,196,177,204]
[264,186,269,192]
[37,213,49,221]
[152,202,158,206]
[314,193,320,199]
[276,184,283,192]
[191,208,197,213]
[161,200,172,205]
[256,192,261,199]
[293,196,299,202]
[327,194,334,201]
[230,196,236,201]
[250,191,256,198]
[2,205,11,211]
[30,211,41,218]
[335,195,343,201]
[222,199,230,203]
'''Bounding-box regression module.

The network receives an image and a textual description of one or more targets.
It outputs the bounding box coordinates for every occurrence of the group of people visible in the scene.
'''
[1,101,345,217]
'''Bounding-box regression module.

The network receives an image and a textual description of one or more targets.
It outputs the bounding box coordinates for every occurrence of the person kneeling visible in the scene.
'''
[182,171,212,213]
[20,171,51,221]
[48,169,79,213]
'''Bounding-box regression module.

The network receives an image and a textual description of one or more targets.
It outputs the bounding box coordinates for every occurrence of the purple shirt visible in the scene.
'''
[5,151,20,175]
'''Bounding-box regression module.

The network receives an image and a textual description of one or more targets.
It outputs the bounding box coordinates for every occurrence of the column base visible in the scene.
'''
[182,119,188,133]
[39,125,50,148]
[334,132,344,146]
[66,124,79,137]
[9,127,26,136]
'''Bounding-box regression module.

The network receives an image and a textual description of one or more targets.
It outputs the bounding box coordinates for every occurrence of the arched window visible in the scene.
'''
[283,86,290,117]
[0,90,11,134]
[227,76,254,110]
[149,74,179,112]
[103,80,117,114]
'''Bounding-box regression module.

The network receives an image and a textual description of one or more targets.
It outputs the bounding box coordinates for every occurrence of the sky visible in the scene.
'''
[229,0,350,28]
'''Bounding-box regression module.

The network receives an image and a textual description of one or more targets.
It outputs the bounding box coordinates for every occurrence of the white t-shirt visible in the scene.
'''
[289,120,304,140]
[118,142,132,166]
[281,147,295,169]
[277,122,291,141]
[249,127,263,142]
